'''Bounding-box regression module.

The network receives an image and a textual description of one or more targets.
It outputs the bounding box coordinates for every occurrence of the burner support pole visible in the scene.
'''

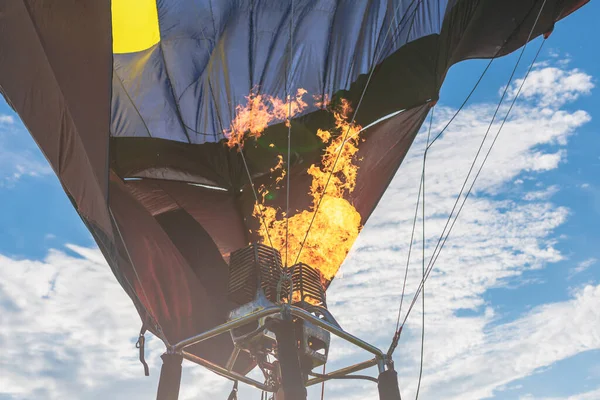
[156,352,183,400]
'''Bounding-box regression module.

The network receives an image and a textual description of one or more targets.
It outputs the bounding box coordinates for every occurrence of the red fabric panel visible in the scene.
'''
[129,180,249,259]
[109,176,225,343]
[110,176,254,369]
[352,104,431,220]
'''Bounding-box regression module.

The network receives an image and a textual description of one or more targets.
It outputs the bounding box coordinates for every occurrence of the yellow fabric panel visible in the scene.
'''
[112,0,160,54]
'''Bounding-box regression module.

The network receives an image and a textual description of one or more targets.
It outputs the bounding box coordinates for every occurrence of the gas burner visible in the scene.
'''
[226,244,331,373]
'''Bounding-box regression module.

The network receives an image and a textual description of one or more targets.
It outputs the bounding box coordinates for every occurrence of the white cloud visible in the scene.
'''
[506,66,594,108]
[322,63,595,399]
[0,114,15,124]
[523,185,560,201]
[570,258,598,277]
[548,49,561,59]
[0,114,52,187]
[0,62,596,400]
[412,284,600,399]
[0,245,234,400]
[520,387,600,400]
[0,246,167,400]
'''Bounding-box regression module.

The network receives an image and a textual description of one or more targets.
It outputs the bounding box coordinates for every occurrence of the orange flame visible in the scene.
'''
[227,89,364,282]
[260,99,363,281]
[225,88,308,148]
[313,93,331,109]
[271,154,286,186]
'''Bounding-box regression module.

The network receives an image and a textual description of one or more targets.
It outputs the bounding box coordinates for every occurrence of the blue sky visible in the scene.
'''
[1,3,599,400]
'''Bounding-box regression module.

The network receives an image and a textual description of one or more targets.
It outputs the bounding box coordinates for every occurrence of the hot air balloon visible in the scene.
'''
[0,0,589,399]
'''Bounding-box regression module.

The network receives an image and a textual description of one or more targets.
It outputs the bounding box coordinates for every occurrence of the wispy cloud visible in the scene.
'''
[570,258,598,278]
[0,114,15,124]
[520,387,600,400]
[0,113,52,187]
[523,184,560,201]
[409,284,600,399]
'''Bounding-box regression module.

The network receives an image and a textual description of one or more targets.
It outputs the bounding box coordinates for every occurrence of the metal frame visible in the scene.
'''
[171,304,389,393]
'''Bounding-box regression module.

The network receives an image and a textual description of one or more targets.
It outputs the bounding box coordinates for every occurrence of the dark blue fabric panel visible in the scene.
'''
[111,71,152,138]
[111,0,449,144]
[113,45,191,141]
[182,2,254,134]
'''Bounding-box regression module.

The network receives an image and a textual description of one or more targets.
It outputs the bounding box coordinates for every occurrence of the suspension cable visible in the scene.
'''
[426,55,494,151]
[387,0,548,356]
[405,38,548,328]
[389,4,495,355]
[388,112,427,356]
[239,149,274,249]
[399,1,548,331]
[415,107,433,400]
[285,0,295,267]
[191,25,277,250]
[294,0,423,265]
[423,0,546,151]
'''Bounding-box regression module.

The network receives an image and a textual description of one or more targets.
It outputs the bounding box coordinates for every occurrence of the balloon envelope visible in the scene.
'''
[0,0,587,369]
